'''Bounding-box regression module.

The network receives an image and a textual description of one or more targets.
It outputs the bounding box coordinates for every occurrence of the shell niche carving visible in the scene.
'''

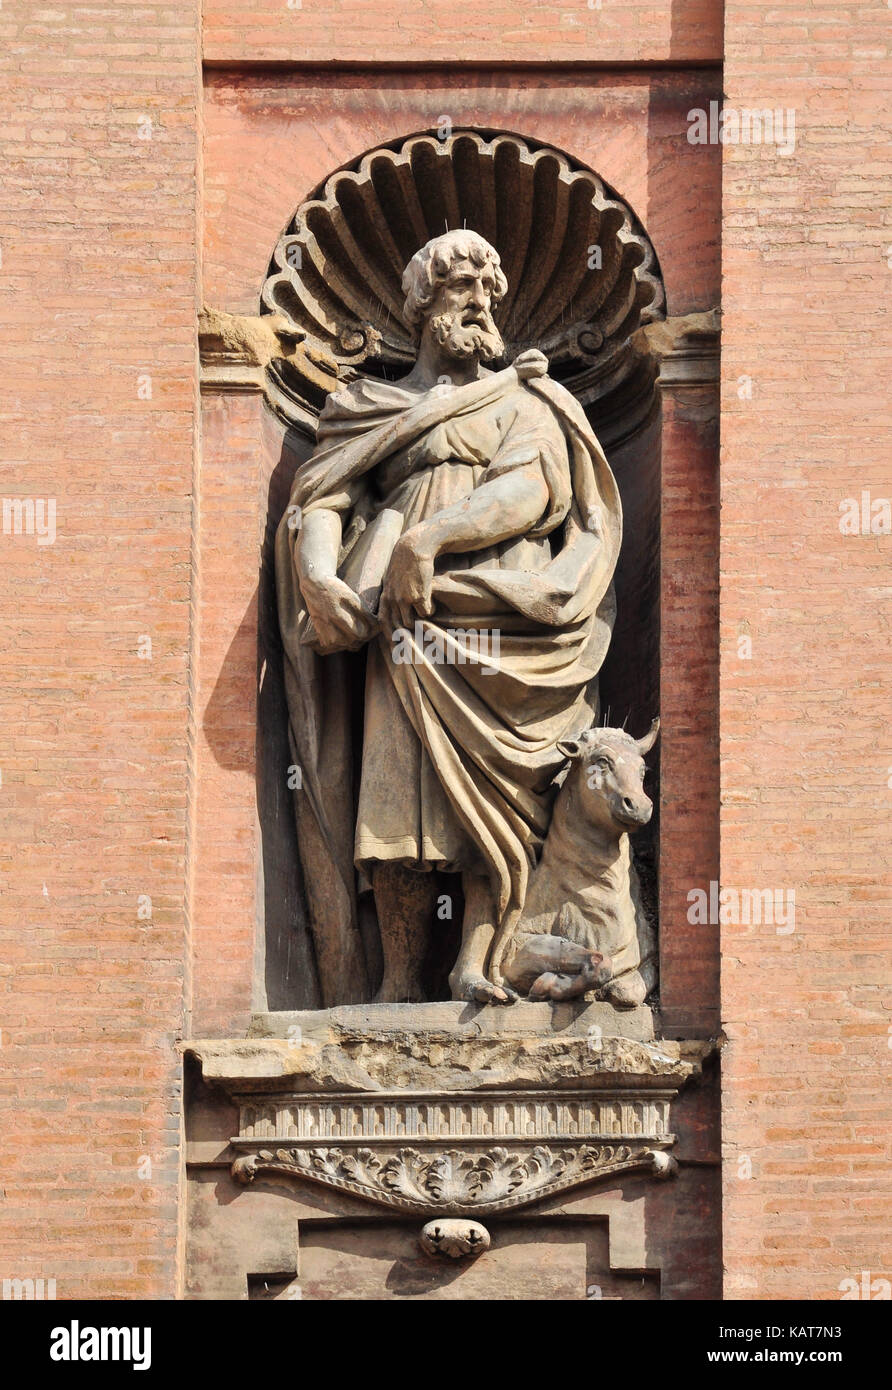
[261,130,665,421]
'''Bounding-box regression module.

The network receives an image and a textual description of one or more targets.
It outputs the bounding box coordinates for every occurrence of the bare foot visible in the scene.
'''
[452,974,518,1006]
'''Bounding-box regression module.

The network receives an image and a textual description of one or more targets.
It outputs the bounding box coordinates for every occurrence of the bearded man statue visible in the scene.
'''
[275,229,622,1006]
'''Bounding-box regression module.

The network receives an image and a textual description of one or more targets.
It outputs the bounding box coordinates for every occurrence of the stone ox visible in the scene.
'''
[502,721,659,1007]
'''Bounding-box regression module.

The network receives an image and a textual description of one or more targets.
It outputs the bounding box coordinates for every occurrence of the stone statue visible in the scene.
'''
[275,230,625,1007]
[501,720,659,1007]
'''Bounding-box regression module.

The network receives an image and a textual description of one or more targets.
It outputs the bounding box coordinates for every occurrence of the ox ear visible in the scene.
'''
[635,718,660,755]
[556,729,592,761]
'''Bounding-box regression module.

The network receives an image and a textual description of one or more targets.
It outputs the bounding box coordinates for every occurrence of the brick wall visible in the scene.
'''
[720,0,892,1299]
[202,0,722,66]
[0,1,201,1298]
[197,65,723,1040]
[3,0,887,1303]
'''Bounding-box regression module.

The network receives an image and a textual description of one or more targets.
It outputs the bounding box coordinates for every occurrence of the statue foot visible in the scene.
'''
[452,974,518,1006]
[603,970,647,1009]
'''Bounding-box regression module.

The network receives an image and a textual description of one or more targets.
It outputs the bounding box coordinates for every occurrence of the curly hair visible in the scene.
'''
[401,231,508,332]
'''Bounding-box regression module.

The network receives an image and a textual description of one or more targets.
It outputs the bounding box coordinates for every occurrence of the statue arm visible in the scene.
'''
[380,460,549,625]
[408,457,550,559]
[295,507,379,653]
[296,508,342,586]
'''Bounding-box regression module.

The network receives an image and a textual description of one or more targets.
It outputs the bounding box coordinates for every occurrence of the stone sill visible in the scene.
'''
[187,1002,714,1099]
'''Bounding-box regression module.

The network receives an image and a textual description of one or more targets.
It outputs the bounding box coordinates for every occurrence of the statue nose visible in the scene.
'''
[620,793,650,822]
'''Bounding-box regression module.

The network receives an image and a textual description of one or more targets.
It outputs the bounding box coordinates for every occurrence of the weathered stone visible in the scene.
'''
[248,998,656,1042]
[502,722,659,1003]
[190,1021,706,1096]
[189,1003,710,1221]
[276,228,629,1009]
[420,1219,490,1260]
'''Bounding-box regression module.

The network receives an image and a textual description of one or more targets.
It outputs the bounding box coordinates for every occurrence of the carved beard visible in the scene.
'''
[428,309,505,363]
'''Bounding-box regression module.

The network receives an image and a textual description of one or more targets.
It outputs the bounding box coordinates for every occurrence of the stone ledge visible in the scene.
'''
[187,1003,713,1098]
[185,1007,715,1213]
[248,999,655,1042]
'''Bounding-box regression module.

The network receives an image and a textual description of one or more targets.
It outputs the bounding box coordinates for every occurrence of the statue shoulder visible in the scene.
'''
[511,350,579,420]
[320,374,373,417]
[320,373,418,428]
[523,370,593,437]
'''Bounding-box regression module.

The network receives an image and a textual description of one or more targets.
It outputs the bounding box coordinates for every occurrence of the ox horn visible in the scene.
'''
[635,718,660,754]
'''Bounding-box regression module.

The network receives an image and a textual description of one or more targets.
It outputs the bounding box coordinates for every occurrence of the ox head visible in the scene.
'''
[556,719,660,834]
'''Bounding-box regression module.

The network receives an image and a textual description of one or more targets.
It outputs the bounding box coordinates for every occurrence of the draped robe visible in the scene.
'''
[275,360,622,1002]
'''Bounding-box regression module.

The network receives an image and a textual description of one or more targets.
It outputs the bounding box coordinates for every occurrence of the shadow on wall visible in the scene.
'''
[202,91,698,1010]
[201,368,666,1015]
[201,414,323,1012]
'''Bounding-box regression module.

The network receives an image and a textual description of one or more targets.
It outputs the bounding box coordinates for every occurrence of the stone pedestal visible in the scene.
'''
[185,1004,715,1299]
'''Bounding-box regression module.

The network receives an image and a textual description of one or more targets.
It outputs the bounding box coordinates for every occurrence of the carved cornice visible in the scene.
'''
[226,1083,681,1211]
[232,1141,677,1215]
[642,308,721,388]
[233,1088,676,1144]
[188,1017,714,1214]
[196,304,717,445]
[197,306,340,399]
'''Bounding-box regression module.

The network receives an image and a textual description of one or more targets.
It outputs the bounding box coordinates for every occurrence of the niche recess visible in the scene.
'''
[254,129,666,1010]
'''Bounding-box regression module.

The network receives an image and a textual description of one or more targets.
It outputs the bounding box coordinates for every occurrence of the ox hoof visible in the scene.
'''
[528,971,583,1002]
[604,970,647,1009]
[454,975,518,1006]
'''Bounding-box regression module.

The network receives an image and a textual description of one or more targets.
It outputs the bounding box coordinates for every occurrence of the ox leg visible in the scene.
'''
[528,971,588,1002]
[604,969,647,1009]
[449,870,517,1006]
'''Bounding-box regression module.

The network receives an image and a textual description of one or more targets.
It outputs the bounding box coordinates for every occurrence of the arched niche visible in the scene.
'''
[261,129,665,443]
[254,129,666,1010]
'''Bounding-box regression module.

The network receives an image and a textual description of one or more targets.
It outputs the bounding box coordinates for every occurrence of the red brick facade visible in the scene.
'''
[0,0,888,1300]
[721,0,891,1300]
[0,1,201,1299]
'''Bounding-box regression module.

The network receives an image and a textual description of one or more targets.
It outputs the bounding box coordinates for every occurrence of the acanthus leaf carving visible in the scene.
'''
[231,1141,677,1214]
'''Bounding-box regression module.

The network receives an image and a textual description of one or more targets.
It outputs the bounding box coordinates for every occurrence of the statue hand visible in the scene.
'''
[380,530,436,630]
[301,572,379,653]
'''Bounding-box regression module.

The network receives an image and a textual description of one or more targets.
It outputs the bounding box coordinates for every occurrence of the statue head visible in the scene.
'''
[401,230,508,364]
[556,720,660,833]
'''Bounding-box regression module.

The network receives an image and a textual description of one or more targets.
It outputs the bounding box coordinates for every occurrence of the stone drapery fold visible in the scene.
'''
[275,363,622,1001]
